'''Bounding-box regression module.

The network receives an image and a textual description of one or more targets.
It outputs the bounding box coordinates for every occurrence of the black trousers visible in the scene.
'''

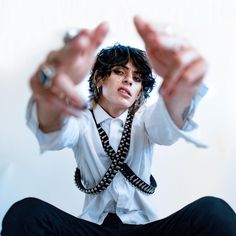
[1,196,236,236]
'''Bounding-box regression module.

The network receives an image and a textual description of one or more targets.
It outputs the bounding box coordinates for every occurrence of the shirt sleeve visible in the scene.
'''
[26,96,80,153]
[143,84,208,148]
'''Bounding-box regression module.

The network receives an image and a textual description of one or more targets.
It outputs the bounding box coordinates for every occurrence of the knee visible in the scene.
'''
[191,197,236,235]
[2,197,45,228]
[195,196,235,220]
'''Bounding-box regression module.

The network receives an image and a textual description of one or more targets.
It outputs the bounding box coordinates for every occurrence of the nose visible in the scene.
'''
[123,73,133,86]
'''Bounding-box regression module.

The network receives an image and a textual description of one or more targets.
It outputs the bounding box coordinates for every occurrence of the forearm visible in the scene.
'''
[143,94,206,148]
[26,95,80,152]
[36,100,66,133]
[163,90,193,128]
[163,84,208,129]
[134,16,207,129]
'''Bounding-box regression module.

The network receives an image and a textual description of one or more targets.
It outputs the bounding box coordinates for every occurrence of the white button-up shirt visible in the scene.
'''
[26,88,207,225]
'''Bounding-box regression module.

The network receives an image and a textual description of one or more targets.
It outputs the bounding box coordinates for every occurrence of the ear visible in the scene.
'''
[97,80,103,88]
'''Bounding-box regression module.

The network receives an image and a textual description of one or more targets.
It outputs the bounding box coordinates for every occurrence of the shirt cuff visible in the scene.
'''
[158,94,207,148]
[182,83,208,131]
[25,96,75,153]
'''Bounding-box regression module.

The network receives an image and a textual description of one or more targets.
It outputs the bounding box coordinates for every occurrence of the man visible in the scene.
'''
[1,16,236,236]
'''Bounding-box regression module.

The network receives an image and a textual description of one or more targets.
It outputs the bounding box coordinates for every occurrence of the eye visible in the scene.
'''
[112,69,125,76]
[133,75,142,83]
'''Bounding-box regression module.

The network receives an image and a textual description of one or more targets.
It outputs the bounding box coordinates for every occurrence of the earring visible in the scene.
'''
[97,86,102,94]
[94,85,102,101]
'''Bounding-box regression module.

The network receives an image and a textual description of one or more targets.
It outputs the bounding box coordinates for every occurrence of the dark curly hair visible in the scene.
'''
[88,44,156,113]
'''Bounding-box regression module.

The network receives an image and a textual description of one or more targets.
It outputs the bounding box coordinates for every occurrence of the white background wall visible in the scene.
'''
[0,0,236,231]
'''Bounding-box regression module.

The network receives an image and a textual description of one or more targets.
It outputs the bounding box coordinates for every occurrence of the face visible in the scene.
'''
[98,61,142,117]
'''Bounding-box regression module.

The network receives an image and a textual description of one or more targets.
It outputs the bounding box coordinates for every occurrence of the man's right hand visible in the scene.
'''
[30,22,108,132]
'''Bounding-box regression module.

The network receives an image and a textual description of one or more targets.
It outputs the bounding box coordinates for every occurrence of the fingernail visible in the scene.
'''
[67,107,81,117]
[159,87,166,96]
[81,101,88,110]
[79,36,90,48]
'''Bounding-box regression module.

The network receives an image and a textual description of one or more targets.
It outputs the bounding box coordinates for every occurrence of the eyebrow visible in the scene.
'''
[113,65,141,74]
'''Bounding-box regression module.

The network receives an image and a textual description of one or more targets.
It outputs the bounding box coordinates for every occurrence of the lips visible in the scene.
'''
[118,87,131,97]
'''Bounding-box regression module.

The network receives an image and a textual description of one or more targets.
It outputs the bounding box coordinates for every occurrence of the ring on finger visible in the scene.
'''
[39,64,57,88]
[63,28,80,44]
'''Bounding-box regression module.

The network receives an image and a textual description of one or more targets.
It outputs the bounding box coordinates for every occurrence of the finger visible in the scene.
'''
[68,22,108,56]
[46,50,59,65]
[30,70,55,100]
[147,46,170,67]
[90,22,109,48]
[47,29,94,73]
[147,53,167,76]
[167,77,200,99]
[133,15,147,38]
[31,72,84,117]
[167,58,207,98]
[134,15,156,41]
[67,22,108,50]
[53,73,87,109]
[134,16,189,71]
[134,16,180,53]
[67,29,92,53]
[49,96,82,117]
[148,37,191,70]
[134,15,165,57]
[159,49,200,96]
[152,34,189,53]
[59,23,108,81]
[179,58,208,85]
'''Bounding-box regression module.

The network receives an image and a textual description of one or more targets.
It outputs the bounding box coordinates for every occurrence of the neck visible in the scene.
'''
[97,102,127,118]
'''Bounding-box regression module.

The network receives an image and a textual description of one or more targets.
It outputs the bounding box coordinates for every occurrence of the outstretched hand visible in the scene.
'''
[134,16,207,127]
[30,16,207,129]
[31,22,109,117]
[134,16,207,97]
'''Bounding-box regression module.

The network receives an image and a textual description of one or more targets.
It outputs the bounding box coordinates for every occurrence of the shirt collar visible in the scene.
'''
[93,104,128,125]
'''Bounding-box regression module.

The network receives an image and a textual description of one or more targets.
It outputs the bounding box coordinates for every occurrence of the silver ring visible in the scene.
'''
[39,64,57,88]
[63,28,80,44]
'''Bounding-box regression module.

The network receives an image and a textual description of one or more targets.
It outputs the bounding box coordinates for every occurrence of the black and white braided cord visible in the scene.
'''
[74,110,157,194]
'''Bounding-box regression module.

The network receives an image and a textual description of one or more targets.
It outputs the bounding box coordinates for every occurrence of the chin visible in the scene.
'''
[119,102,132,109]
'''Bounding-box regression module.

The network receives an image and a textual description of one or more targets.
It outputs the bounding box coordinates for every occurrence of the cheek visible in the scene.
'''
[101,84,114,98]
[134,85,142,98]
